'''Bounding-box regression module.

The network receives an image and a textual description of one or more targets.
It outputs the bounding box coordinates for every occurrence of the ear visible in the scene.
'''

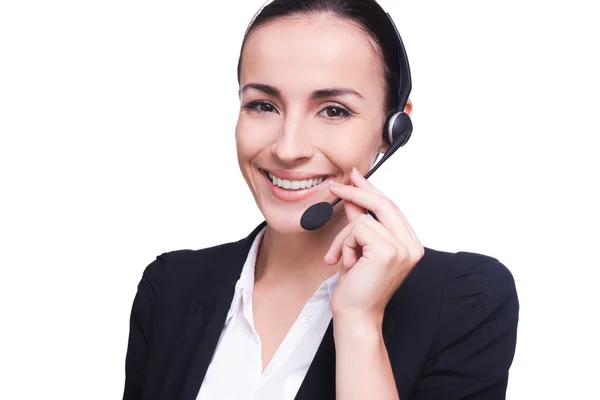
[370,150,382,168]
[374,141,389,168]
[404,98,413,116]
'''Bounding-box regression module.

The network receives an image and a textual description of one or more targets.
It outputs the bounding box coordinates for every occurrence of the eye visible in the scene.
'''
[242,100,278,115]
[319,104,352,120]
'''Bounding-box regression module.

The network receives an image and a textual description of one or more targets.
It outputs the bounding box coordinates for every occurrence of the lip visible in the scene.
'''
[259,169,335,202]
[264,168,332,181]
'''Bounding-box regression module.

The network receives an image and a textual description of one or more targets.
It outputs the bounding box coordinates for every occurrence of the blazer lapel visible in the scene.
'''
[179,290,236,400]
[160,221,268,400]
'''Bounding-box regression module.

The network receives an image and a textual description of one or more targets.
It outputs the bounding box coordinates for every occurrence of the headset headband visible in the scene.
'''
[244,0,272,38]
[385,12,412,111]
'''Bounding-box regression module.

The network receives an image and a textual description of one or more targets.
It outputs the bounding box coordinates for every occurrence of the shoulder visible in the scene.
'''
[434,248,519,347]
[388,246,519,358]
[142,222,266,294]
[398,246,518,311]
[431,248,519,324]
[142,243,230,281]
[139,238,248,299]
[389,248,519,397]
[134,222,264,308]
[414,248,519,374]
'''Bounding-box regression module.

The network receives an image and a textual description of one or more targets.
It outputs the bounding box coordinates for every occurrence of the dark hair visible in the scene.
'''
[236,0,402,114]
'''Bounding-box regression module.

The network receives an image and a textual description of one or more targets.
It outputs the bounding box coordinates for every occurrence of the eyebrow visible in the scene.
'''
[239,83,364,100]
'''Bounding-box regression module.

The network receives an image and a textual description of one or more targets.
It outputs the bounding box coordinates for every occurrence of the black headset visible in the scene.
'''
[383,12,413,151]
[245,1,413,230]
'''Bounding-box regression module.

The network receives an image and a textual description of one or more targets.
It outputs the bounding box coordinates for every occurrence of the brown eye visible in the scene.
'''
[243,100,278,115]
[319,104,351,120]
[259,103,274,112]
[327,107,343,117]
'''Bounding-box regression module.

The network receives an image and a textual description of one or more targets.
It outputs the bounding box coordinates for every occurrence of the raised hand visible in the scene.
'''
[324,167,424,325]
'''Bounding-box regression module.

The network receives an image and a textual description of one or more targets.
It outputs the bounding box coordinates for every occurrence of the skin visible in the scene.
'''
[236,12,422,399]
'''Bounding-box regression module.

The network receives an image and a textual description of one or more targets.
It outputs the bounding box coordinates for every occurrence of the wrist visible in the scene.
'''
[332,307,384,327]
[332,310,384,342]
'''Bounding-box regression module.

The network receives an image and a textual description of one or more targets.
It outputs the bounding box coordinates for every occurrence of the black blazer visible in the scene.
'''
[123,221,519,400]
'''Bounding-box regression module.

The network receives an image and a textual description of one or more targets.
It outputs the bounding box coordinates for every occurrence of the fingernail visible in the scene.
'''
[329,181,341,187]
[352,167,362,177]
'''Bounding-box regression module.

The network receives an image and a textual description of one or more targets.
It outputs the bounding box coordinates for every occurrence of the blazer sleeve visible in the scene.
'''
[411,253,519,400]
[122,255,166,400]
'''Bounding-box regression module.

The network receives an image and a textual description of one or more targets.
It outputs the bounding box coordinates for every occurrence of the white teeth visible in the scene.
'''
[267,172,326,190]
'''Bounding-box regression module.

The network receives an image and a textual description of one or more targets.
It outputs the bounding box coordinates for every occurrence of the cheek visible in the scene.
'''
[322,123,382,173]
[235,116,274,162]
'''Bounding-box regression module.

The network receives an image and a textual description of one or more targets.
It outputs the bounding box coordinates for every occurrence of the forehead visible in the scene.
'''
[240,14,385,100]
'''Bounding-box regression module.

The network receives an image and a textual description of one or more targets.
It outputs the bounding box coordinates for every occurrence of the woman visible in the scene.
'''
[122,0,519,399]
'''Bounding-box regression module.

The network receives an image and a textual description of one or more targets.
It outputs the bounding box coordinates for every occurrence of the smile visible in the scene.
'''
[260,169,332,191]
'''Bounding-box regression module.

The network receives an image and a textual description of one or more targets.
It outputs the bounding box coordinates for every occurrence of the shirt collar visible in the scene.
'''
[225,226,265,324]
[238,225,265,306]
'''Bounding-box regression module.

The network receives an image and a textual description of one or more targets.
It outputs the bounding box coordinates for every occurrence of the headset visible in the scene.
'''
[244,0,413,231]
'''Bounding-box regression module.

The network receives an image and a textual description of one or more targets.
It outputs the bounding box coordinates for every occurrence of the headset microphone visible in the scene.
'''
[300,12,413,231]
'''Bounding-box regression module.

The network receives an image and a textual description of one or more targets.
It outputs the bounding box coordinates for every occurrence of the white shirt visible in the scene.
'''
[196,227,339,400]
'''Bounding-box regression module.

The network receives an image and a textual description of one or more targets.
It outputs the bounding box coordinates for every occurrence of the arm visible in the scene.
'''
[324,169,424,400]
[122,256,165,399]
[333,313,400,400]
[411,255,519,400]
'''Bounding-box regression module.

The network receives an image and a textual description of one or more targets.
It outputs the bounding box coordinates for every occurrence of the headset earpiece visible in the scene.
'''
[384,110,413,147]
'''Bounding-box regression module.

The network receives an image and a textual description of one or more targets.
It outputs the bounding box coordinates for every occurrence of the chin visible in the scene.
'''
[260,206,308,235]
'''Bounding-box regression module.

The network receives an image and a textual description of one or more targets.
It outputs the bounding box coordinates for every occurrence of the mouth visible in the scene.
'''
[260,169,333,191]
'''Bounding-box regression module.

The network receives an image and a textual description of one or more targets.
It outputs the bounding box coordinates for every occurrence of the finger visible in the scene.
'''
[350,167,419,241]
[328,183,405,235]
[324,214,395,265]
[329,181,366,222]
[350,167,386,221]
[331,214,396,260]
[341,235,359,269]
[329,182,422,250]
[324,217,358,265]
[343,193,366,223]
[351,166,385,196]
[341,222,395,267]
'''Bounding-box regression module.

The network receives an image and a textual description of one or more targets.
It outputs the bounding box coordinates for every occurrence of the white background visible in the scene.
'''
[1,0,598,398]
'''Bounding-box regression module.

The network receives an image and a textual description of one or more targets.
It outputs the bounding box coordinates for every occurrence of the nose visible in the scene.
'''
[271,113,314,164]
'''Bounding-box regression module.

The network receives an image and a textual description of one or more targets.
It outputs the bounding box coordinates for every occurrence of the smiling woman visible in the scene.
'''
[122,1,519,399]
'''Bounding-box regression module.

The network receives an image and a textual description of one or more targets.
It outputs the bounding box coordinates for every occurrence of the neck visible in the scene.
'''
[254,210,348,286]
